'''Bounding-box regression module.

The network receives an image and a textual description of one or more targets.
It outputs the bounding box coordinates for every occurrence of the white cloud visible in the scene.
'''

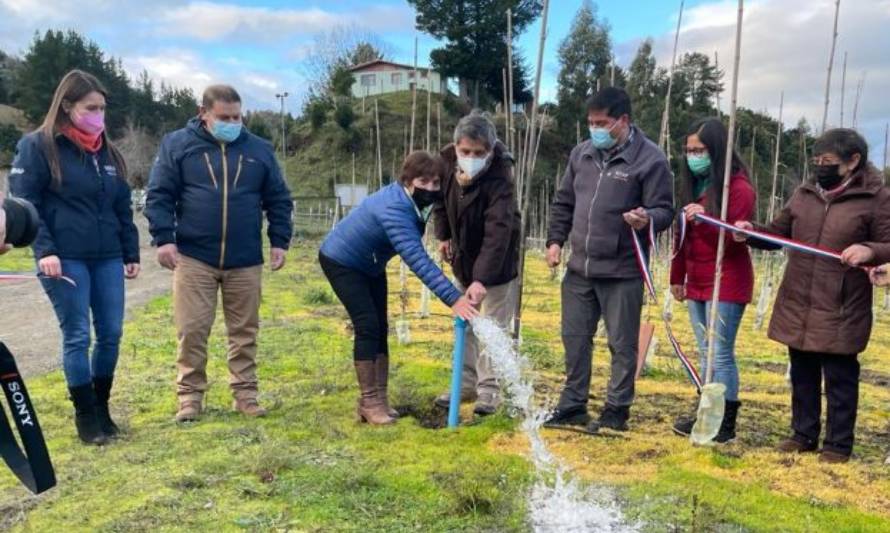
[160,2,414,43]
[640,0,890,153]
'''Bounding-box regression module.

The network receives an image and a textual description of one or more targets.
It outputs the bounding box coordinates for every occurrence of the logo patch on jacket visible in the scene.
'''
[608,170,630,182]
[104,165,118,177]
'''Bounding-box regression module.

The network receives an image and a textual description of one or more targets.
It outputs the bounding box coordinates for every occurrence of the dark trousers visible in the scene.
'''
[319,253,388,361]
[557,271,644,411]
[789,348,860,455]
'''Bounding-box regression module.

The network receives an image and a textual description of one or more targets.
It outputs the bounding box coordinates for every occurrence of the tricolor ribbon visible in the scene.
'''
[692,213,847,262]
[0,273,77,287]
[672,211,688,260]
[631,227,703,392]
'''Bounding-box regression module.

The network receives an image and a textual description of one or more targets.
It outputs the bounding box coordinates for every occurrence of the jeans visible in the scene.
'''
[40,258,125,387]
[687,300,745,402]
[319,253,389,361]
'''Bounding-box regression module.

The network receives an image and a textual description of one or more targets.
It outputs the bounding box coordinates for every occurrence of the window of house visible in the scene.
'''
[391,73,402,86]
[360,74,376,87]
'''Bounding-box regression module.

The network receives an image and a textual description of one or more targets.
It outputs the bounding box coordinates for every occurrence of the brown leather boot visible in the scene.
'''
[776,437,818,453]
[175,399,203,423]
[233,397,268,417]
[375,354,399,418]
[355,360,395,425]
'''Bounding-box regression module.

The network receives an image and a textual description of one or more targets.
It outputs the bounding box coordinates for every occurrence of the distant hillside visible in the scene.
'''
[0,104,29,131]
[283,91,473,198]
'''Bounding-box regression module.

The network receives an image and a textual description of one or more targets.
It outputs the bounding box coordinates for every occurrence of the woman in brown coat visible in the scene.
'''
[736,128,890,463]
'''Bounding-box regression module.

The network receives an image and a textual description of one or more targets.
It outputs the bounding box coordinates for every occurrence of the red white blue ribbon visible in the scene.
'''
[672,211,688,260]
[693,213,846,262]
[0,273,77,287]
[631,227,703,392]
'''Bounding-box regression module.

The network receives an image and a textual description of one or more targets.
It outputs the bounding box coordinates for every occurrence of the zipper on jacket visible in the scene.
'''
[583,158,609,277]
[233,154,244,189]
[204,153,219,189]
[92,154,105,252]
[801,199,833,346]
[219,143,229,269]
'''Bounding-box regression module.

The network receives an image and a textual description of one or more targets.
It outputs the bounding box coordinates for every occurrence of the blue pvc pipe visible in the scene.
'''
[447,318,468,428]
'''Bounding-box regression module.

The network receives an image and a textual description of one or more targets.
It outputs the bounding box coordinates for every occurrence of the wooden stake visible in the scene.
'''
[375,99,383,188]
[714,51,722,114]
[659,0,685,152]
[839,51,847,127]
[426,82,432,152]
[410,35,419,152]
[513,0,550,338]
[506,8,515,155]
[768,92,784,222]
[705,0,744,385]
[851,71,866,129]
[821,0,841,134]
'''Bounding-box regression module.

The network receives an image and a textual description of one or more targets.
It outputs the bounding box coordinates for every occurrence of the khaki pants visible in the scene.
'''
[174,255,262,402]
[455,278,518,395]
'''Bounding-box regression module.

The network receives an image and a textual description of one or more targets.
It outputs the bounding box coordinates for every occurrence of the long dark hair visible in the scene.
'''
[679,117,748,215]
[37,69,127,187]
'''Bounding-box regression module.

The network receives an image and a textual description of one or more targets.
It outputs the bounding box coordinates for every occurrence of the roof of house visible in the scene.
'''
[348,59,434,74]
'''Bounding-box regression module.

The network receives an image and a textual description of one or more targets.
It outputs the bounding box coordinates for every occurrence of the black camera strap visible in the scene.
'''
[0,342,56,494]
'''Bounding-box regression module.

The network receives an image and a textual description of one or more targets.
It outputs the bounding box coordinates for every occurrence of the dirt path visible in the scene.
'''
[0,218,171,378]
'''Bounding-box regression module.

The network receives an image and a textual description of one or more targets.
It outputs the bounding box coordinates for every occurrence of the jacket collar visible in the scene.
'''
[800,164,885,202]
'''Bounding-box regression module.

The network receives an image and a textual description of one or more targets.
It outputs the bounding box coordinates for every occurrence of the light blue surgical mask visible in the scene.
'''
[687,153,712,176]
[589,122,619,150]
[210,120,242,143]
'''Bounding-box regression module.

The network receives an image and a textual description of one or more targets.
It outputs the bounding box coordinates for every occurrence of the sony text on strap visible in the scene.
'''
[0,342,56,494]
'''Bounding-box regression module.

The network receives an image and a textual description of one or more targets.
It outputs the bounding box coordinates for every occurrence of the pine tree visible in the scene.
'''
[625,39,667,140]
[408,0,543,106]
[554,0,614,138]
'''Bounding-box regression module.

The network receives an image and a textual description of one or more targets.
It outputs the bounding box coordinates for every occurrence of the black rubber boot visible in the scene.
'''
[69,384,109,445]
[93,376,120,437]
[714,400,741,443]
[586,405,630,433]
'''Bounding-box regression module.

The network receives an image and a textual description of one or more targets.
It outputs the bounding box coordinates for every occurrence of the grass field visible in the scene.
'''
[1,243,889,531]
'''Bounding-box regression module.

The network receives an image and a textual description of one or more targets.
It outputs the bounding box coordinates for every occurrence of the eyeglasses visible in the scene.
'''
[685,148,709,156]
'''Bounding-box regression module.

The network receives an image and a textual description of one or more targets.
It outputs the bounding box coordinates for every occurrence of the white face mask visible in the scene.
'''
[457,154,491,179]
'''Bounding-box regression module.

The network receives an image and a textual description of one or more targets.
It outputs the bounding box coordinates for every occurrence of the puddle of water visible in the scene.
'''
[470,317,638,532]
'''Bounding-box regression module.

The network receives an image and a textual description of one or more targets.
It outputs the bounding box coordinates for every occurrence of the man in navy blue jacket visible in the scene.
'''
[145,85,293,422]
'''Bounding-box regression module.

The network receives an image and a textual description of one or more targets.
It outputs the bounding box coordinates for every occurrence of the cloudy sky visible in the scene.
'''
[1,0,887,155]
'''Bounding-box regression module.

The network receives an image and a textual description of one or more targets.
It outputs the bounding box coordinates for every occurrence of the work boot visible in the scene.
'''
[68,384,109,445]
[473,390,502,416]
[175,399,203,423]
[542,406,591,430]
[672,414,696,437]
[714,400,741,444]
[355,360,395,425]
[586,405,630,433]
[818,450,851,464]
[93,376,119,437]
[375,354,399,418]
[776,437,818,454]
[233,397,268,417]
[434,389,477,409]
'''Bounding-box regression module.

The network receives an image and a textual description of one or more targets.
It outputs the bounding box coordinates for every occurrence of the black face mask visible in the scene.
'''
[412,187,443,210]
[812,163,844,190]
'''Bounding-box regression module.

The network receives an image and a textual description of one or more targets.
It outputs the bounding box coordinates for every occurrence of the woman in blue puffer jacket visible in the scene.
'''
[320,151,478,425]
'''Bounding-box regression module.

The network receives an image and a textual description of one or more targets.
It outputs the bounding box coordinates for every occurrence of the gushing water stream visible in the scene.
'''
[470,317,638,532]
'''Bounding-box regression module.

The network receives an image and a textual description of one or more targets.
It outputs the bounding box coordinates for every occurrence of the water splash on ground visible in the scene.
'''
[470,317,637,532]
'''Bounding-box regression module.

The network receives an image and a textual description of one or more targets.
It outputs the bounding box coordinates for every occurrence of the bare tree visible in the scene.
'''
[115,122,156,189]
[299,24,393,98]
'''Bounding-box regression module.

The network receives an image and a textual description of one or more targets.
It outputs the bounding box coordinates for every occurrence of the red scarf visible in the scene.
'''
[60,124,103,154]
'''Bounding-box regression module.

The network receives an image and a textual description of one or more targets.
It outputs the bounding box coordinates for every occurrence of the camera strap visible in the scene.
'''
[0,342,56,494]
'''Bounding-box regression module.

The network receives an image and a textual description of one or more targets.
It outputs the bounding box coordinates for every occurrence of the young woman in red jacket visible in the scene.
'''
[669,117,757,442]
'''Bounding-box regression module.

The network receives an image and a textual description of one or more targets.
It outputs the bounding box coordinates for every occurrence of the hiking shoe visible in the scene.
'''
[473,391,502,416]
[233,398,268,418]
[175,401,203,423]
[672,415,696,437]
[819,450,851,464]
[776,437,818,454]
[434,389,477,409]
[586,405,630,433]
[542,407,591,430]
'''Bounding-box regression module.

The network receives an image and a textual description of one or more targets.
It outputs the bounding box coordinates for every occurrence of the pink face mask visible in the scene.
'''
[71,109,105,136]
